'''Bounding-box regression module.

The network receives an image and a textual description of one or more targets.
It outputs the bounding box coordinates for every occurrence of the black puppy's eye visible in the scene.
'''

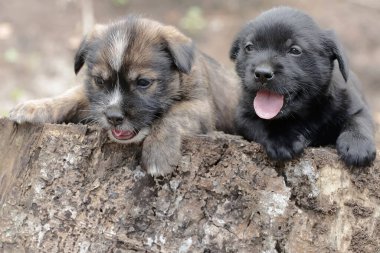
[94,76,105,86]
[136,78,152,88]
[289,45,302,56]
[245,42,254,52]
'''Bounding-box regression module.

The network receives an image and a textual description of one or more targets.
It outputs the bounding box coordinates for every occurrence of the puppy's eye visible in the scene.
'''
[245,42,254,52]
[136,78,152,88]
[289,45,302,56]
[94,76,105,86]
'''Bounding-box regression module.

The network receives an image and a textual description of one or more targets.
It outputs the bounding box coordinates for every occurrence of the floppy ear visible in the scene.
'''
[324,30,349,81]
[229,37,241,61]
[163,26,195,74]
[230,22,253,61]
[74,24,106,75]
[74,37,89,74]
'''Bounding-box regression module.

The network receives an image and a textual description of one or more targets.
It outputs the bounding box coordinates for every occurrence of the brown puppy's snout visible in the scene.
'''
[254,65,274,83]
[104,107,124,127]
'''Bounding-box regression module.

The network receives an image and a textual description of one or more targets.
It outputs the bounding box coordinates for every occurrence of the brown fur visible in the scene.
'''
[9,86,89,124]
[9,17,240,175]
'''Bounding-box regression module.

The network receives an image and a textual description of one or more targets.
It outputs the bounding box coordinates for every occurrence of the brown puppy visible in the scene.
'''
[9,16,240,176]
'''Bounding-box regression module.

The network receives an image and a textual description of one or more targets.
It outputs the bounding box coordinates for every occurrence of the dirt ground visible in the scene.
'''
[1,0,379,144]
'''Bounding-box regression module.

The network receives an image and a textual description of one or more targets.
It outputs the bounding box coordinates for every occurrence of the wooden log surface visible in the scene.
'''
[0,118,379,253]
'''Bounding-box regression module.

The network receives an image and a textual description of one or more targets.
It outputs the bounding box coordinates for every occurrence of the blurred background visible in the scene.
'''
[1,0,379,144]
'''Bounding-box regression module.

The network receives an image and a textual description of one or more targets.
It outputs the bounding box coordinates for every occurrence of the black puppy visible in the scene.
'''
[230,7,376,167]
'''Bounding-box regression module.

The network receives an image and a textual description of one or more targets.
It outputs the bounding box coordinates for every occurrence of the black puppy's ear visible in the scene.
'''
[74,37,88,75]
[324,30,349,81]
[163,26,195,74]
[229,37,241,61]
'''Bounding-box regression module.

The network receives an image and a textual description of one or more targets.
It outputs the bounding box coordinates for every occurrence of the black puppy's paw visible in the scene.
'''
[263,136,306,161]
[336,131,376,167]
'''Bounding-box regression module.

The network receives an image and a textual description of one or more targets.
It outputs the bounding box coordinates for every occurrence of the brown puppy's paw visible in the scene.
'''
[337,131,376,167]
[141,135,181,176]
[9,99,59,124]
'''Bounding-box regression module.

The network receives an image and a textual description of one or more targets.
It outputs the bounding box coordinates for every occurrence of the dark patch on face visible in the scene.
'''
[73,16,194,131]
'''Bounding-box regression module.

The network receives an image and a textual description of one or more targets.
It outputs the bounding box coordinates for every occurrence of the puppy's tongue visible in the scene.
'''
[253,90,284,119]
[111,129,135,140]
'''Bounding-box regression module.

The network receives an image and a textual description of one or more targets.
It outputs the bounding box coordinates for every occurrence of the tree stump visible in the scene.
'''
[0,118,379,253]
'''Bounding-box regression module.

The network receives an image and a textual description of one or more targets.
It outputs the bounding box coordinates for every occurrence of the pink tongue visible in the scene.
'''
[253,90,284,119]
[111,129,135,140]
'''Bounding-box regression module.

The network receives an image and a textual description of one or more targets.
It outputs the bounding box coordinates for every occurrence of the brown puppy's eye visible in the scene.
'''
[245,42,254,52]
[289,45,302,56]
[136,78,152,89]
[94,76,105,86]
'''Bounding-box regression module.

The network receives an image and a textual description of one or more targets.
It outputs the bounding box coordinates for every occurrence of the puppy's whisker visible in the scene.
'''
[78,113,99,125]
[79,108,94,112]
[86,120,99,126]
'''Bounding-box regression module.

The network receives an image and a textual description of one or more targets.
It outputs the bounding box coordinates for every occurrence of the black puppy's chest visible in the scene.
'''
[261,102,348,146]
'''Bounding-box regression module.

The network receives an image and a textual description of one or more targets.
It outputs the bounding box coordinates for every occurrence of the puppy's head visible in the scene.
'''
[74,16,194,143]
[230,7,348,120]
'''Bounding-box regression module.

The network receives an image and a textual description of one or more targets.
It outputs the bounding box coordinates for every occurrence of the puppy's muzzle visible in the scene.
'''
[254,64,274,84]
[104,107,124,127]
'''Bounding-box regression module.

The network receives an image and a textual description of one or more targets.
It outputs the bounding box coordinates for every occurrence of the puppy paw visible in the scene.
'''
[264,136,306,161]
[337,131,376,167]
[9,99,59,124]
[141,136,181,176]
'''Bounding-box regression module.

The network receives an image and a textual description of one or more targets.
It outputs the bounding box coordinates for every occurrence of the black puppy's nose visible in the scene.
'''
[105,108,124,126]
[254,65,274,83]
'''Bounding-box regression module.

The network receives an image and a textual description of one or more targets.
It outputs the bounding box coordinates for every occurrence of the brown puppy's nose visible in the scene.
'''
[254,65,274,83]
[105,108,124,126]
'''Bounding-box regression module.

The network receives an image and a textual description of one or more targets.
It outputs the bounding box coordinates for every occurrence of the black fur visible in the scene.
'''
[231,7,376,167]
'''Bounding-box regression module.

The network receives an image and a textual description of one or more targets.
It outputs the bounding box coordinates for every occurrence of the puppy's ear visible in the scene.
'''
[74,37,88,75]
[230,22,252,61]
[324,30,349,81]
[230,37,241,61]
[162,26,195,74]
[74,24,106,75]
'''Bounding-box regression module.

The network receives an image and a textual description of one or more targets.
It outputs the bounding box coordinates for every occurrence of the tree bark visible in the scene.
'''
[0,118,379,253]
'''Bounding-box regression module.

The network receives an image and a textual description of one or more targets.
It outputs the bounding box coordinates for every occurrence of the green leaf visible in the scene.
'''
[10,87,24,101]
[179,6,206,34]
[4,48,19,63]
[112,0,129,6]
